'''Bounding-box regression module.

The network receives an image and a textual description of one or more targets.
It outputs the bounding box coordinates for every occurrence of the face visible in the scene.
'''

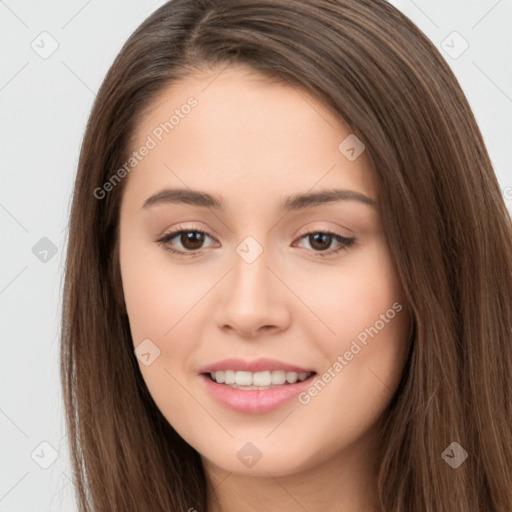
[118,65,411,478]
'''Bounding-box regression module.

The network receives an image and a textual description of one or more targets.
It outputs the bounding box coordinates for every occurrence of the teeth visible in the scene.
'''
[209,370,312,386]
[253,371,272,386]
[271,371,286,385]
[286,371,298,383]
[236,371,253,386]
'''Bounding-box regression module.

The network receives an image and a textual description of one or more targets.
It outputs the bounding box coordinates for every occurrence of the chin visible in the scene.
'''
[199,440,317,478]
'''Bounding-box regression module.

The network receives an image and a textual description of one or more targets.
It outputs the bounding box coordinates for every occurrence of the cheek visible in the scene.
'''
[120,229,207,346]
[119,227,221,392]
[290,242,410,453]
[293,236,408,351]
[296,237,411,408]
[119,236,207,426]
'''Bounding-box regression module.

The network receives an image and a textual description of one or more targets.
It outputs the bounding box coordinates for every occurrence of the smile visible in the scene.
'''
[208,370,313,388]
[200,372,317,414]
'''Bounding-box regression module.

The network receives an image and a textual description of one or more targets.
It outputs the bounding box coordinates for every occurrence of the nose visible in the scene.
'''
[214,243,291,339]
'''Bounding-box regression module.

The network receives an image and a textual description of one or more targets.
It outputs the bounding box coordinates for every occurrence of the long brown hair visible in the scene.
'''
[60,0,512,510]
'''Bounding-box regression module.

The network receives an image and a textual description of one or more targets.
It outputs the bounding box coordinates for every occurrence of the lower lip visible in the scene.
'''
[200,373,315,414]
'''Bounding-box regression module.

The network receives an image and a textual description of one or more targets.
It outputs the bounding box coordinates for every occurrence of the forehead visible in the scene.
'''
[123,66,377,212]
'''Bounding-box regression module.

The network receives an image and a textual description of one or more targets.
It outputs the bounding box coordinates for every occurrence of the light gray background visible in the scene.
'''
[1,0,511,510]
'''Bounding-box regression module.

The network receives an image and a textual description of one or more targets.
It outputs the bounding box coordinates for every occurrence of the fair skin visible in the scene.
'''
[119,65,411,512]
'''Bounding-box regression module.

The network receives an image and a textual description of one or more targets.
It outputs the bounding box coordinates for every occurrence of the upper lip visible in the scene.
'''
[199,357,315,374]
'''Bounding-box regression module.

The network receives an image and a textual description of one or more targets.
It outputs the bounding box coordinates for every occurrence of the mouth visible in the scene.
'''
[199,361,317,413]
[203,370,316,390]
[198,357,317,413]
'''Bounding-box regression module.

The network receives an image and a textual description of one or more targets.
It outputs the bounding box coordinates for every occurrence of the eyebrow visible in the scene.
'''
[142,187,377,211]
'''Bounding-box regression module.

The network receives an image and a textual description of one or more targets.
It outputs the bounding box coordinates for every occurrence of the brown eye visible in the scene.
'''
[309,233,334,251]
[178,231,205,250]
[157,228,216,257]
[295,230,356,257]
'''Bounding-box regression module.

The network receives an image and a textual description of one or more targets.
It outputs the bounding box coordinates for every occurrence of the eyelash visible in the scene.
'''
[156,226,356,259]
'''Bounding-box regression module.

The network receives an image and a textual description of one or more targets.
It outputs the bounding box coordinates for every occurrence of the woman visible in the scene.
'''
[61,0,512,510]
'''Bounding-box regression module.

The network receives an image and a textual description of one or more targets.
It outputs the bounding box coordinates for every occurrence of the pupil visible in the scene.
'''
[310,233,331,251]
[182,231,204,250]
